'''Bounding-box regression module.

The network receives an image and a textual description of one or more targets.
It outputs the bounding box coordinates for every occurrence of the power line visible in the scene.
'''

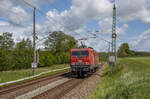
[18,0,65,17]
[88,31,112,44]
[0,7,31,27]
[14,0,94,47]
[0,18,28,28]
[35,7,81,36]
[17,0,64,31]
[36,32,52,44]
[15,0,81,35]
[19,0,36,8]
[3,0,114,45]
[0,6,29,18]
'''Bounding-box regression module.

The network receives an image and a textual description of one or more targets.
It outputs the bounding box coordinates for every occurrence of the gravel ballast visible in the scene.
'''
[0,72,70,99]
[62,63,106,99]
[15,78,71,99]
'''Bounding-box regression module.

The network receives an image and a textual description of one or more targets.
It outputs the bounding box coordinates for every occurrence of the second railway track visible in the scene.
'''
[32,78,83,99]
[0,71,70,99]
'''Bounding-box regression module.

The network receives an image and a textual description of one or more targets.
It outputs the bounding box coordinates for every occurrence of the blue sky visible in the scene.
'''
[0,0,150,52]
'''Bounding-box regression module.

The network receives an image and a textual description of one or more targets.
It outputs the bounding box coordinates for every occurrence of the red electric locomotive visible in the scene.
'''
[70,48,99,77]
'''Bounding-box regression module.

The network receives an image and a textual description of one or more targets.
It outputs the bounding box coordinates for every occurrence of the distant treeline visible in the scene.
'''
[0,32,149,71]
[99,51,150,60]
[118,43,150,57]
[131,51,150,57]
[0,31,77,71]
[98,43,150,60]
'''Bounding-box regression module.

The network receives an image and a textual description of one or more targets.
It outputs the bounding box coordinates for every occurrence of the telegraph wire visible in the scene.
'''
[19,0,36,8]
[0,7,31,27]
[15,0,81,36]
[16,0,65,31]
[88,31,112,44]
[0,6,30,18]
[12,0,114,46]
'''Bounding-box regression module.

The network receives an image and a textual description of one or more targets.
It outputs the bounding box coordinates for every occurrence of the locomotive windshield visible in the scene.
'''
[72,51,89,57]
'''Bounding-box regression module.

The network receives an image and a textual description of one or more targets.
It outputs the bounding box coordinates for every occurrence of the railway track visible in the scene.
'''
[32,63,105,99]
[32,78,83,99]
[0,62,105,99]
[0,71,70,99]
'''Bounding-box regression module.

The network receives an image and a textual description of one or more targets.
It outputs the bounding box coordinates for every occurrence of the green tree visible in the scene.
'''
[44,31,77,64]
[13,38,33,69]
[0,32,14,71]
[0,31,78,71]
[44,31,78,53]
[118,43,133,57]
[0,32,14,49]
[38,50,54,67]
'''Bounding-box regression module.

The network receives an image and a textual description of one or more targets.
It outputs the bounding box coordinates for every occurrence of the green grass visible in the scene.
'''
[0,64,69,84]
[89,57,150,99]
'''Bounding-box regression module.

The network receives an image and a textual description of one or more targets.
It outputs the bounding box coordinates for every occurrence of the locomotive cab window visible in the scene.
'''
[72,51,89,57]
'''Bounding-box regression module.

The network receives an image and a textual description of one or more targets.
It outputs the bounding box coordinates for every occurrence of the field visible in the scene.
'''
[0,64,69,84]
[89,57,150,99]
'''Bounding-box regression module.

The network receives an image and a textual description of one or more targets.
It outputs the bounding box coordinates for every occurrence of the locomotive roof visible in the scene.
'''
[71,48,96,52]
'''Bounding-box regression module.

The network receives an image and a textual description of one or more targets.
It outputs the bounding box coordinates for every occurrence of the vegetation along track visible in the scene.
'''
[33,62,105,99]
[0,71,70,98]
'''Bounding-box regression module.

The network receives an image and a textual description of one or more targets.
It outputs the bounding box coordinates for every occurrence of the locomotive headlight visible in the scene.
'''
[85,62,89,65]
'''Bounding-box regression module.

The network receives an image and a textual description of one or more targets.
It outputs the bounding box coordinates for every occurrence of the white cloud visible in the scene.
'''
[71,0,113,20]
[42,0,150,38]
[83,36,111,52]
[45,9,85,34]
[116,0,150,23]
[117,24,128,35]
[9,6,31,25]
[16,0,39,8]
[0,21,10,26]
[42,0,113,37]
[0,24,33,42]
[0,0,31,25]
[0,0,150,52]
[98,18,128,35]
[131,29,150,52]
[15,0,55,8]
[0,0,13,17]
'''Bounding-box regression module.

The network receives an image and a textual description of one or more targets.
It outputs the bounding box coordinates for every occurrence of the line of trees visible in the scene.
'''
[117,43,150,57]
[1,32,149,71]
[0,31,78,71]
[99,43,150,61]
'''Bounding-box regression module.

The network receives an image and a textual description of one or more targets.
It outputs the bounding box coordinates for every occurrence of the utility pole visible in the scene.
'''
[109,3,117,73]
[32,7,36,76]
[112,4,117,61]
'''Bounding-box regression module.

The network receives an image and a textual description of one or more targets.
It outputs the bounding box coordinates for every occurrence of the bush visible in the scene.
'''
[38,51,54,67]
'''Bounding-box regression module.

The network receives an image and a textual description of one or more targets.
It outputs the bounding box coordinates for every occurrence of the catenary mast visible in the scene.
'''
[112,3,117,61]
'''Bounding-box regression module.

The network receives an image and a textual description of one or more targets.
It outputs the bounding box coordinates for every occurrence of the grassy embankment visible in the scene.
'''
[89,57,150,99]
[0,64,69,84]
